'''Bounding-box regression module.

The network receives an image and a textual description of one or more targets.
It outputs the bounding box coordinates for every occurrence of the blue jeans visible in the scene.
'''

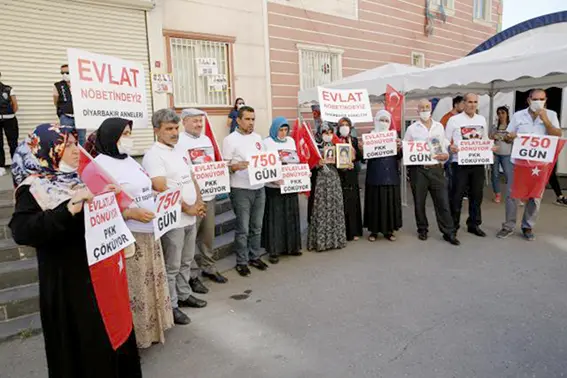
[491,154,512,194]
[229,187,266,265]
[59,115,86,146]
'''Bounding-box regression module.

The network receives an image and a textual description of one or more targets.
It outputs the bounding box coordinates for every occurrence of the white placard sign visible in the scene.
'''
[151,73,173,94]
[402,141,437,166]
[67,48,149,130]
[280,164,311,194]
[457,140,494,165]
[196,58,219,76]
[362,131,397,159]
[511,134,559,163]
[191,161,230,197]
[248,151,283,186]
[153,188,182,240]
[84,192,135,266]
[208,75,228,92]
[317,87,373,123]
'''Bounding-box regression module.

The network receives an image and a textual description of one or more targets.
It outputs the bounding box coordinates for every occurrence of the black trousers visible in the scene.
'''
[0,117,19,167]
[450,163,485,229]
[408,165,455,236]
[548,163,562,197]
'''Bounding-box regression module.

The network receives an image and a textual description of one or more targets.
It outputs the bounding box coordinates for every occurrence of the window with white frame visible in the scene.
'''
[430,0,454,10]
[298,44,343,90]
[473,0,491,22]
[411,52,425,68]
[169,37,231,107]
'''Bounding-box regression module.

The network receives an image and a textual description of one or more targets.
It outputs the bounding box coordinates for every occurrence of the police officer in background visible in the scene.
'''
[53,64,86,145]
[0,72,19,176]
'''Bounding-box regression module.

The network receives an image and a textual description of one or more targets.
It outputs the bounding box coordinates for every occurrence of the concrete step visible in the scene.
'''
[0,199,13,221]
[0,312,41,342]
[0,259,38,291]
[212,230,234,261]
[214,198,232,215]
[214,210,236,237]
[0,218,11,240]
[0,283,39,321]
[0,238,35,264]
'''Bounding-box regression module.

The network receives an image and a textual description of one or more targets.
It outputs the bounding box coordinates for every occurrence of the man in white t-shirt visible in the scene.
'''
[496,89,562,241]
[142,108,207,326]
[178,108,228,288]
[446,93,491,238]
[222,106,269,277]
[404,99,459,246]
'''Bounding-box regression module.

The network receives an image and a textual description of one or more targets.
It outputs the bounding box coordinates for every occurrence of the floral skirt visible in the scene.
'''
[127,232,174,349]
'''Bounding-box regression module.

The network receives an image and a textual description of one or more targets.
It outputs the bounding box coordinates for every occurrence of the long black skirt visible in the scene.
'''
[261,187,302,256]
[364,184,403,235]
[343,186,363,240]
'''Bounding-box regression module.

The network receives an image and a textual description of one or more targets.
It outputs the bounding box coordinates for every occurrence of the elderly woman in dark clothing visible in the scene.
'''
[9,124,141,378]
[336,117,363,241]
[363,110,403,241]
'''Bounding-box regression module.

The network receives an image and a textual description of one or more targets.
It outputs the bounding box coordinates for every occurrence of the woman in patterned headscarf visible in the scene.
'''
[9,124,142,378]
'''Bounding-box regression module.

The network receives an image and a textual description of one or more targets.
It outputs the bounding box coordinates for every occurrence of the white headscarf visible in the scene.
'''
[373,110,392,133]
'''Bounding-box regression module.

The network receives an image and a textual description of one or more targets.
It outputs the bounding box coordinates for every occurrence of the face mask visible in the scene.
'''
[419,111,431,121]
[62,73,70,82]
[339,126,350,137]
[377,120,390,131]
[530,100,545,112]
[58,160,77,173]
[322,134,333,143]
[118,137,135,155]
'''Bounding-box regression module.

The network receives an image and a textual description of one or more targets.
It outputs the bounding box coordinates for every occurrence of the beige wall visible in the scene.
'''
[146,0,272,139]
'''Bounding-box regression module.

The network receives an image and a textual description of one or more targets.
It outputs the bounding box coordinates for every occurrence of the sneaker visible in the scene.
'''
[493,193,501,203]
[249,259,268,271]
[0,167,6,177]
[496,228,513,239]
[554,197,567,206]
[235,264,251,277]
[522,228,535,241]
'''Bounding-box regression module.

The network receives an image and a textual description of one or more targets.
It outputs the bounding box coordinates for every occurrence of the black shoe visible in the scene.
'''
[249,259,268,271]
[418,232,428,241]
[173,308,191,325]
[467,227,486,237]
[288,251,303,256]
[202,271,228,283]
[178,295,207,308]
[268,255,279,264]
[236,264,251,277]
[189,277,209,294]
[443,234,461,246]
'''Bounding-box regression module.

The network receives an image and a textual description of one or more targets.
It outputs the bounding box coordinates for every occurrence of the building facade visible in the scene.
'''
[267,0,502,120]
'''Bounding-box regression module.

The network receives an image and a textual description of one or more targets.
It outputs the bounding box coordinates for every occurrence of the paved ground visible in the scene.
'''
[2,191,567,378]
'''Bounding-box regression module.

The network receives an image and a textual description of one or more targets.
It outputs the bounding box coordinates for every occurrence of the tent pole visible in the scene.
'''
[401,92,408,207]
[486,83,495,188]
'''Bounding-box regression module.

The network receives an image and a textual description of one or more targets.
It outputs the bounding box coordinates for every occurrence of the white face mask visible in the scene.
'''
[339,125,350,137]
[118,137,135,155]
[530,100,545,112]
[62,73,70,82]
[419,111,431,121]
[58,160,77,173]
[377,120,390,132]
[237,103,244,109]
[322,134,333,143]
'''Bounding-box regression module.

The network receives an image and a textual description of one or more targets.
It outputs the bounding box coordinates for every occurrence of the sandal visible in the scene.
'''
[368,234,378,242]
[385,234,396,242]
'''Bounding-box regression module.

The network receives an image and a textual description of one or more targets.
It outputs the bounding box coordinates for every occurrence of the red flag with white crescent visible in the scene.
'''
[385,85,404,132]
[204,116,223,161]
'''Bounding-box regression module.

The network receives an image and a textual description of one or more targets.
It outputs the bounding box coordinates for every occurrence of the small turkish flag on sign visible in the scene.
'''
[511,139,565,200]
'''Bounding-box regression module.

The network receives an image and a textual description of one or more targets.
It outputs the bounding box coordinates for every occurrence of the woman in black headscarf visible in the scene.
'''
[10,124,142,377]
[94,118,173,349]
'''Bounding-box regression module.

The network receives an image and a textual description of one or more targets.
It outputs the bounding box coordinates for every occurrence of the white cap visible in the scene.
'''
[181,108,205,119]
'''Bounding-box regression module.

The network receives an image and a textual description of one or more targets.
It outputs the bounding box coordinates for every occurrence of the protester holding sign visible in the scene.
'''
[363,110,402,242]
[222,106,269,277]
[404,99,459,245]
[497,89,563,241]
[143,109,207,326]
[9,124,142,377]
[336,117,363,242]
[261,117,303,264]
[94,117,173,348]
[307,122,347,252]
[178,108,228,285]
[489,106,513,204]
[446,93,492,238]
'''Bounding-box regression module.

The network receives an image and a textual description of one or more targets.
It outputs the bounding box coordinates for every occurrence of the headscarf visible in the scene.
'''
[94,118,133,160]
[11,123,84,210]
[269,116,289,143]
[337,117,353,143]
[374,110,392,132]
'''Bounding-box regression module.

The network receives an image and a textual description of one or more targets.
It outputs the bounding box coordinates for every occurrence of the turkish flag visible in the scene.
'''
[78,145,134,211]
[385,85,404,132]
[292,119,321,169]
[89,250,133,350]
[204,116,223,161]
[511,139,565,200]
